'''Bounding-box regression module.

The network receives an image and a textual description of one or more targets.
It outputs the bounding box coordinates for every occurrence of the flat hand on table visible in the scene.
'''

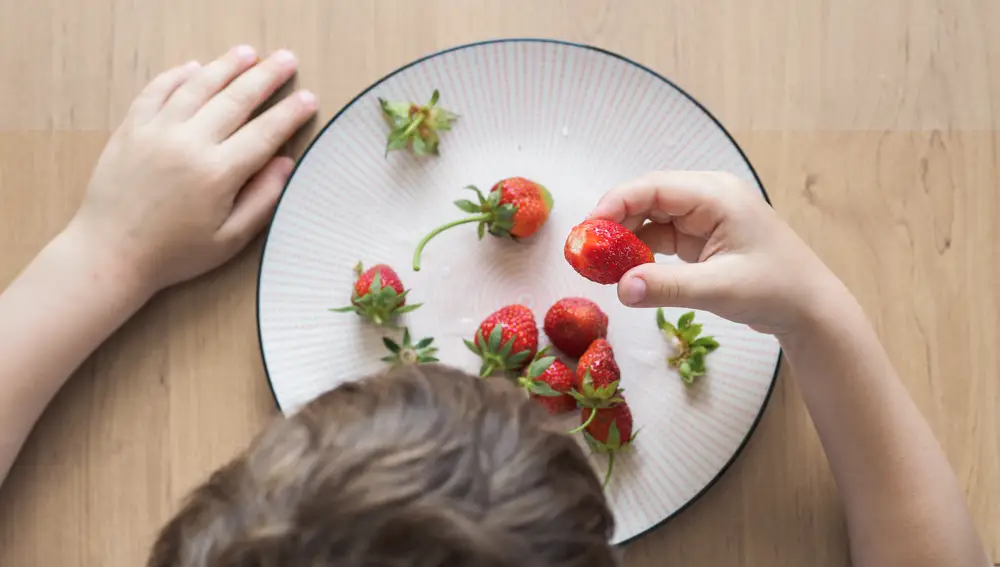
[71,45,318,293]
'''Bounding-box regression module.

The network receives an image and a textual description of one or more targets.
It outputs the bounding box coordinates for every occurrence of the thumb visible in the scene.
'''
[617,261,730,310]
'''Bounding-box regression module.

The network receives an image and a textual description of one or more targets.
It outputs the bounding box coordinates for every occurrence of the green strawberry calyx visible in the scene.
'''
[381,327,439,366]
[517,347,565,397]
[329,262,421,327]
[464,324,533,378]
[583,419,638,488]
[567,370,624,409]
[380,89,457,157]
[412,185,518,271]
[656,309,720,384]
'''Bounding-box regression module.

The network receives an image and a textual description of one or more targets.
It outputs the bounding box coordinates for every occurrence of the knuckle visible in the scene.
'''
[654,274,683,305]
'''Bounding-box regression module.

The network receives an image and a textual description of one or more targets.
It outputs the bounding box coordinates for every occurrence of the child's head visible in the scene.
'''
[148,364,616,567]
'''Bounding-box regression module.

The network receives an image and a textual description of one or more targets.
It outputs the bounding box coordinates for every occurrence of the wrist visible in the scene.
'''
[53,222,158,307]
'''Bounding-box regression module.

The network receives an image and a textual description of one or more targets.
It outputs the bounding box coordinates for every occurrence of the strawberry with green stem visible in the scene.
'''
[381,327,439,366]
[464,305,539,377]
[517,347,577,415]
[567,339,624,432]
[656,309,720,383]
[329,262,421,327]
[412,177,553,271]
[379,89,457,156]
[581,401,637,487]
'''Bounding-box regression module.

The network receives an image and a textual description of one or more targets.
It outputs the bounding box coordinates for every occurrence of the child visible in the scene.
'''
[0,46,989,567]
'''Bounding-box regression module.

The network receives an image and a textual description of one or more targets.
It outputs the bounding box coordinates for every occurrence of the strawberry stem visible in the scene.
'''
[412,214,491,271]
[566,409,597,435]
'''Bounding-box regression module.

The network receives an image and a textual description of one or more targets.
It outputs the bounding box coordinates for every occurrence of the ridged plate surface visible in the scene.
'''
[258,39,780,545]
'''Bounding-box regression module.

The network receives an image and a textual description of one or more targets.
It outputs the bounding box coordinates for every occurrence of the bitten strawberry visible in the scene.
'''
[412,177,553,271]
[564,219,654,284]
[464,305,539,377]
[570,339,623,406]
[381,327,439,366]
[581,400,636,487]
[329,262,420,326]
[543,297,609,358]
[379,90,457,156]
[517,348,578,415]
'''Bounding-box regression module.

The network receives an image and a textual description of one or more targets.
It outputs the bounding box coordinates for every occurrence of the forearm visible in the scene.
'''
[780,286,987,567]
[0,224,152,484]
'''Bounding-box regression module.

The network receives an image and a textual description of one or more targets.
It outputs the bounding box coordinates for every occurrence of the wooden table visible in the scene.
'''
[1,1,997,565]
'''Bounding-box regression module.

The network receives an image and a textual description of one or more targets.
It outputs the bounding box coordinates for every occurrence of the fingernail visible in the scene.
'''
[298,90,317,109]
[234,44,256,60]
[619,276,647,306]
[273,49,297,65]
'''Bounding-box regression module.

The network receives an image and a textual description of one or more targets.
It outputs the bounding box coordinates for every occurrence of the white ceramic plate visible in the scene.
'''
[257,39,780,545]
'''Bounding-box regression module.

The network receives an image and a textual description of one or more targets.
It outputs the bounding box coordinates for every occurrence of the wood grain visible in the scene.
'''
[0,1,997,566]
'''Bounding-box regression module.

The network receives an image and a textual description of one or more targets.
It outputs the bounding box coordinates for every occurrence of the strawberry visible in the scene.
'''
[517,348,578,415]
[381,328,439,366]
[581,400,637,487]
[379,89,457,156]
[564,219,654,284]
[464,305,539,377]
[570,339,623,406]
[543,297,609,358]
[412,177,553,271]
[330,262,420,326]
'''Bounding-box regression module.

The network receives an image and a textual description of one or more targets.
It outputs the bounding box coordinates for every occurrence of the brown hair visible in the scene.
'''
[148,364,616,567]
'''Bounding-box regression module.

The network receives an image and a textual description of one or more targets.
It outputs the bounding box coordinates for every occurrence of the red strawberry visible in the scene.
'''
[571,339,622,405]
[581,400,636,487]
[330,262,420,326]
[464,305,539,376]
[543,297,609,358]
[518,348,578,415]
[412,177,553,270]
[564,219,654,284]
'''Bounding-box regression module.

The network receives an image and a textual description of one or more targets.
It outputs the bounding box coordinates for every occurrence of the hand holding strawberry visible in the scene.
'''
[564,219,654,284]
[588,171,844,337]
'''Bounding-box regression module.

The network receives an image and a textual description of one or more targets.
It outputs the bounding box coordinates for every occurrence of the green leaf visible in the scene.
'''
[689,354,706,373]
[691,345,708,358]
[429,89,440,106]
[454,199,481,213]
[682,323,703,343]
[382,337,401,353]
[529,380,563,397]
[412,136,428,156]
[527,356,555,378]
[507,350,531,367]
[497,337,514,359]
[487,325,503,352]
[370,271,383,295]
[655,308,667,329]
[607,421,621,449]
[328,306,357,313]
[678,311,695,330]
[395,303,422,314]
[380,355,397,363]
[679,361,692,377]
[691,336,719,351]
[424,357,440,363]
[463,338,480,355]
[476,222,486,240]
[415,337,434,349]
[465,185,487,204]
[401,327,411,345]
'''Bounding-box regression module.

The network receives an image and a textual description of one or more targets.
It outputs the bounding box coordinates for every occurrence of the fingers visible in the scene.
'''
[617,261,731,310]
[634,222,705,263]
[129,61,201,122]
[216,156,294,250]
[160,45,259,121]
[192,49,299,140]
[589,171,736,239]
[223,90,317,176]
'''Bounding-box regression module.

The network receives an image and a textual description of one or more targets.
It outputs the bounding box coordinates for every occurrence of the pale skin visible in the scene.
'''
[0,50,988,567]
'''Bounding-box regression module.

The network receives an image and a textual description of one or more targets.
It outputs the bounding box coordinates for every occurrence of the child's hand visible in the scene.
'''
[68,45,317,294]
[589,171,843,336]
